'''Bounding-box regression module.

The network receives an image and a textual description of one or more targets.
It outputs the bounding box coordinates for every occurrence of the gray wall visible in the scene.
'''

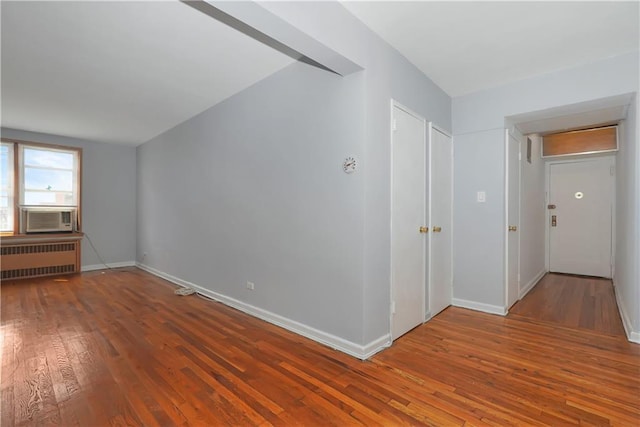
[138,1,452,349]
[452,51,639,333]
[1,128,137,268]
[261,1,451,344]
[138,62,367,343]
[453,128,505,307]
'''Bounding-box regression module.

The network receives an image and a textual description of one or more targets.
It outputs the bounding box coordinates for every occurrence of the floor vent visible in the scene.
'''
[1,240,80,280]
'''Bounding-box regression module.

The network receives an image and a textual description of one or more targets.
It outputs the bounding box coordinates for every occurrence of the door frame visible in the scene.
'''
[544,154,616,275]
[389,99,427,340]
[504,129,521,310]
[427,123,454,320]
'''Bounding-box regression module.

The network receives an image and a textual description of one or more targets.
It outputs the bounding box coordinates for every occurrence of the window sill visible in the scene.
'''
[1,232,84,244]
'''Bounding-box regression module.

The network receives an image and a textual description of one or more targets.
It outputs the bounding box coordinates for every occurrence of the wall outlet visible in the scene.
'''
[246,281,255,290]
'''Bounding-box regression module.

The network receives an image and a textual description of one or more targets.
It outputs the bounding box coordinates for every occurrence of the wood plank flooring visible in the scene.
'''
[2,267,639,426]
[509,273,626,336]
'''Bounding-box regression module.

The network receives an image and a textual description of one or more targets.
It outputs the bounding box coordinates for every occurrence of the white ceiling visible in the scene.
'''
[2,1,638,146]
[342,1,639,97]
[1,1,294,145]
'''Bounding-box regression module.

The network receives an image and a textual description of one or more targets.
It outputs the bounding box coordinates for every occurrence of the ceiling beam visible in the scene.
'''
[183,0,363,76]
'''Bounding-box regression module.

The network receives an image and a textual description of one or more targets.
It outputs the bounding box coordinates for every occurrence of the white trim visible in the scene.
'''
[519,269,546,300]
[362,334,393,359]
[504,129,509,308]
[452,298,507,316]
[614,283,640,344]
[81,261,136,272]
[136,263,390,359]
[431,124,452,139]
[427,121,433,318]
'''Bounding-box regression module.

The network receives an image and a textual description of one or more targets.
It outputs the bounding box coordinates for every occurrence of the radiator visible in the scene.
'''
[1,241,80,280]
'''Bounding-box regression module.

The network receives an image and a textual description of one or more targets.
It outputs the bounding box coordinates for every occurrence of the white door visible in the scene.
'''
[428,125,452,317]
[548,157,613,278]
[391,103,426,340]
[506,131,521,309]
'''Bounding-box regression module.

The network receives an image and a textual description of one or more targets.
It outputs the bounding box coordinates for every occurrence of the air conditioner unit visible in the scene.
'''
[24,208,76,233]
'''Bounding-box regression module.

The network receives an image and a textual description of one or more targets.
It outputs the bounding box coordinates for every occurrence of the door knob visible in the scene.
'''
[432,226,442,233]
[419,226,428,233]
[508,225,517,232]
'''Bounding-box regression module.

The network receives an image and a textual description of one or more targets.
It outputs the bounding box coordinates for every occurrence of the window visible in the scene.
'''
[542,126,618,158]
[0,139,81,234]
[21,146,79,206]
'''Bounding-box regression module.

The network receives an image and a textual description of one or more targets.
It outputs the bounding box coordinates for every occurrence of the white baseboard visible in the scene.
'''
[452,298,507,316]
[82,261,136,272]
[613,283,640,344]
[135,263,390,359]
[519,269,546,299]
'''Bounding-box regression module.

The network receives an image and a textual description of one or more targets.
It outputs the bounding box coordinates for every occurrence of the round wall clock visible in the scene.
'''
[343,157,357,174]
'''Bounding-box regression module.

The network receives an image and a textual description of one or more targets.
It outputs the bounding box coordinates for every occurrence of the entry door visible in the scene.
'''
[548,157,613,278]
[506,131,520,309]
[391,104,426,340]
[428,125,452,317]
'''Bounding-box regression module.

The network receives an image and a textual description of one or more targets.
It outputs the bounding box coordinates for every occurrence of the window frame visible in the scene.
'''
[0,138,82,235]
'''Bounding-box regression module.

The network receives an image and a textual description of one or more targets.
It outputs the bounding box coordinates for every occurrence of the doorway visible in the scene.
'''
[390,102,426,340]
[547,156,614,278]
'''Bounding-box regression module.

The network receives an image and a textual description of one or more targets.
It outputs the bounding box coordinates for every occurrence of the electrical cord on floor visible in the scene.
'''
[84,232,112,270]
[174,287,195,296]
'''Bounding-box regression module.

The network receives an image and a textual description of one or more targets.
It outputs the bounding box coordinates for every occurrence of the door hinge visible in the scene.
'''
[518,152,522,161]
[610,165,615,176]
[391,301,396,314]
[392,119,397,131]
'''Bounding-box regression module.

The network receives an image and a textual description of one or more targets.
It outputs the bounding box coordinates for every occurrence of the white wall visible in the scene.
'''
[0,128,137,269]
[615,95,640,341]
[518,134,546,297]
[452,51,639,320]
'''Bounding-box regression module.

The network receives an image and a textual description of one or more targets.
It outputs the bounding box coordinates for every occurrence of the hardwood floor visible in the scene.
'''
[1,268,639,426]
[509,273,626,336]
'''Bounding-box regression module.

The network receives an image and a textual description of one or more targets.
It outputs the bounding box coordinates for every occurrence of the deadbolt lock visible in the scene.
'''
[547,204,556,209]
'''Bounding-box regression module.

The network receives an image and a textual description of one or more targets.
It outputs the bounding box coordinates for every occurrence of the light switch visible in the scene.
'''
[477,191,486,203]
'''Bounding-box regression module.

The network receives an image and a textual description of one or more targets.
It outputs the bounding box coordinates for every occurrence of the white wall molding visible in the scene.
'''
[136,263,390,359]
[82,261,136,272]
[519,270,546,300]
[614,283,640,344]
[452,298,507,316]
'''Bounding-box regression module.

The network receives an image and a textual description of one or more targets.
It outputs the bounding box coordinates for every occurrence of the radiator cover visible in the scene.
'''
[1,240,80,280]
